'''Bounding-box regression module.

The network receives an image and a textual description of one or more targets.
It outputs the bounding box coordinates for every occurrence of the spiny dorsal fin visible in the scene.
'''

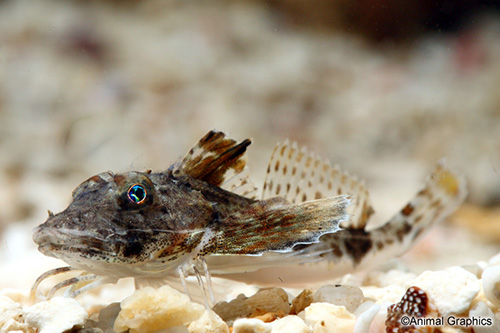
[262,140,374,229]
[173,130,257,199]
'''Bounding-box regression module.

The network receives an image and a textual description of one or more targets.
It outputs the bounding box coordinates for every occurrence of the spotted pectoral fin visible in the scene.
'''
[173,130,257,198]
[204,195,350,255]
[262,140,374,229]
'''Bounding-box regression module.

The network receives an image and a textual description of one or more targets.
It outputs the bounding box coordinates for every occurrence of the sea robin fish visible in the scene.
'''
[31,131,466,304]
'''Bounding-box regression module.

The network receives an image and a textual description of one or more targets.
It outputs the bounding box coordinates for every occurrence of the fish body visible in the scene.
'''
[32,130,466,299]
[32,131,349,298]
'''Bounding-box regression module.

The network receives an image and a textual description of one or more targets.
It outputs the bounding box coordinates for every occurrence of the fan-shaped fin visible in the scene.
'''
[262,141,374,229]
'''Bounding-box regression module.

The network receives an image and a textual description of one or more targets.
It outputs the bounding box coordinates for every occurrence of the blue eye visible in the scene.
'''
[127,184,147,204]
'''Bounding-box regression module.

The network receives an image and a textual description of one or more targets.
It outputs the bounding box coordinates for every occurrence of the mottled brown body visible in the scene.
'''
[33,131,348,282]
[31,130,466,299]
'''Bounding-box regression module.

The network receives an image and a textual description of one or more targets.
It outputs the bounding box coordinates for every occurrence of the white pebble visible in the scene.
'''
[232,318,272,333]
[25,297,88,333]
[271,315,310,333]
[488,252,500,266]
[188,310,229,333]
[469,302,500,333]
[114,285,204,333]
[361,285,406,304]
[304,303,355,333]
[0,295,27,332]
[482,265,500,308]
[353,301,381,333]
[409,266,480,316]
[313,285,364,313]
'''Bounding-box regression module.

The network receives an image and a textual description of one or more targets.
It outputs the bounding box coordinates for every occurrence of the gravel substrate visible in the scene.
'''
[1,1,500,332]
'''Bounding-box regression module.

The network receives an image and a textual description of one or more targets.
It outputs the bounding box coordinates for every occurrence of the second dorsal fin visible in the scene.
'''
[262,140,374,229]
[173,131,257,198]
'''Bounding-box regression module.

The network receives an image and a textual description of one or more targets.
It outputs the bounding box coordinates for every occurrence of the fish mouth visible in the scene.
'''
[33,226,114,257]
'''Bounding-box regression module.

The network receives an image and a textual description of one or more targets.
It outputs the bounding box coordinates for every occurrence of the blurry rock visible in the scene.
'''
[232,318,272,333]
[461,263,485,279]
[313,285,363,313]
[469,302,500,333]
[114,285,204,333]
[482,265,500,308]
[353,301,380,333]
[0,295,28,332]
[361,285,406,304]
[95,302,121,332]
[290,289,313,315]
[188,310,228,333]
[364,269,417,288]
[25,297,88,333]
[213,288,290,324]
[409,266,480,316]
[76,328,104,333]
[271,315,310,332]
[304,303,355,333]
[250,309,286,323]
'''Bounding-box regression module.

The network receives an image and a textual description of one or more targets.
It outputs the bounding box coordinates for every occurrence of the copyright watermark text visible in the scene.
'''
[400,315,493,328]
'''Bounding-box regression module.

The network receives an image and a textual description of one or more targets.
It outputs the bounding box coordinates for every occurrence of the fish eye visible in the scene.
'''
[127,184,147,204]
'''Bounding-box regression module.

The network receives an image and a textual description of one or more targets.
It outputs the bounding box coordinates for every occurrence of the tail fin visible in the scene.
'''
[285,163,466,271]
[376,162,467,252]
[205,195,350,256]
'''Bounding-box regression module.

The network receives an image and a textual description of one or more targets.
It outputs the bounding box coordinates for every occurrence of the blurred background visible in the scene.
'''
[1,0,500,290]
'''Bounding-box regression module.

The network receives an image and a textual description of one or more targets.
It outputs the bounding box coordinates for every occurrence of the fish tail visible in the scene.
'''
[374,162,467,255]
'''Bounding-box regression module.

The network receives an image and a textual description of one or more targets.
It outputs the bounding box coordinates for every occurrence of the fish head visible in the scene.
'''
[33,170,211,277]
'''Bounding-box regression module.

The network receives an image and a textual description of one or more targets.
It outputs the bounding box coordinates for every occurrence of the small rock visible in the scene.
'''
[313,285,364,313]
[250,310,286,323]
[75,328,104,333]
[271,315,310,333]
[290,289,313,315]
[232,318,272,333]
[188,310,229,333]
[469,302,500,333]
[488,252,500,266]
[353,301,380,333]
[0,295,27,332]
[364,269,417,288]
[482,265,500,308]
[213,288,290,324]
[96,302,121,331]
[409,266,479,316]
[304,303,355,333]
[361,285,406,304]
[25,297,88,333]
[461,264,484,279]
[114,285,204,333]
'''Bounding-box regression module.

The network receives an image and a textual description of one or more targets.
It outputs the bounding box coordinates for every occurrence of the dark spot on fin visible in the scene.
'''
[401,203,414,216]
[396,221,412,242]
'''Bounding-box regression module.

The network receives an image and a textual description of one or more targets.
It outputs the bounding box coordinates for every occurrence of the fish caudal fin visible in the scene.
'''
[375,162,467,254]
[204,195,350,256]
